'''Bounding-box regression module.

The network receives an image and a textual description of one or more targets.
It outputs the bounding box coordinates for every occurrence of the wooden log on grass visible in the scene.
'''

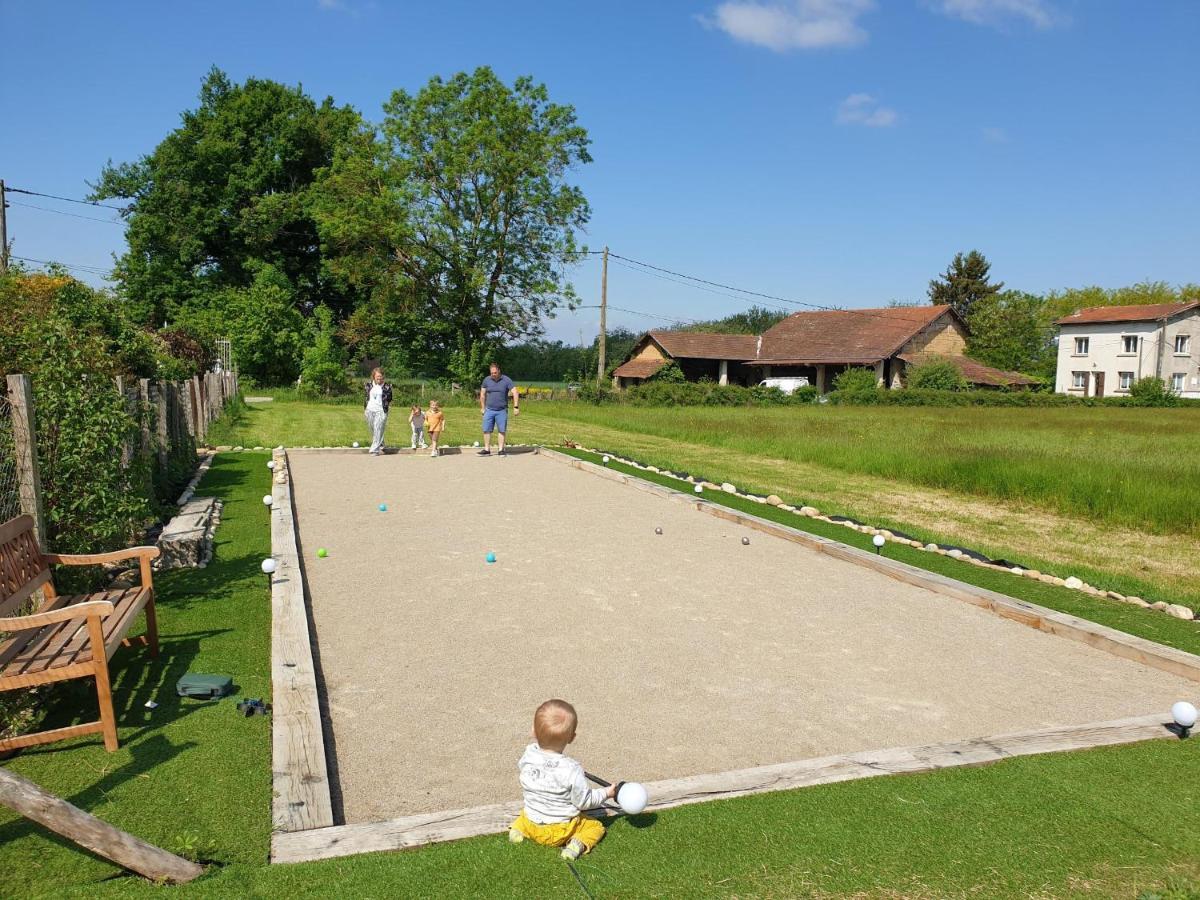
[0,766,203,884]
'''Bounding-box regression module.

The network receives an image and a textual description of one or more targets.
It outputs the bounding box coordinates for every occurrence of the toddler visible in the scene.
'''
[509,699,616,860]
[408,405,427,450]
[424,400,445,457]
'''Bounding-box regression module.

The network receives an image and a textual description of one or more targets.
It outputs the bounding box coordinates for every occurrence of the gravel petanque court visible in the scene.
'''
[286,449,1196,825]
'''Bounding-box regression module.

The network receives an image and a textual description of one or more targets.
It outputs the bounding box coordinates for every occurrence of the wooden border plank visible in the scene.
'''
[536,448,1200,684]
[271,712,1180,864]
[270,449,334,833]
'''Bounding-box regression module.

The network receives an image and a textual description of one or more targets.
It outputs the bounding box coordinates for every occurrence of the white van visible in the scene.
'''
[758,377,810,395]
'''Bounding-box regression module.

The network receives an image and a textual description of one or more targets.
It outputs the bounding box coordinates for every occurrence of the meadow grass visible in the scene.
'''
[3,450,1198,899]
[540,403,1200,537]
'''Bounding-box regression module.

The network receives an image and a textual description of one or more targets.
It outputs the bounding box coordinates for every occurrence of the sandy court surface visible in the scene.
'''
[287,449,1195,824]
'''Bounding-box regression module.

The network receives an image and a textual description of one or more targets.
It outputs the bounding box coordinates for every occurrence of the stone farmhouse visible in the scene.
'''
[1054,302,1200,399]
[612,305,1035,393]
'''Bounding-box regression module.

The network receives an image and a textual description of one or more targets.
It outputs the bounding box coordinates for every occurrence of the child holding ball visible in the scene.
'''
[408,405,427,450]
[424,400,445,457]
[509,699,616,860]
[363,368,392,456]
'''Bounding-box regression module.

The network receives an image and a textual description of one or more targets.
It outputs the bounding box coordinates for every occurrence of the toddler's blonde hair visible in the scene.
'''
[534,699,577,747]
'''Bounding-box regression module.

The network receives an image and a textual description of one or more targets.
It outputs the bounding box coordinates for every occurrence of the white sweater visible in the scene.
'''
[517,743,607,824]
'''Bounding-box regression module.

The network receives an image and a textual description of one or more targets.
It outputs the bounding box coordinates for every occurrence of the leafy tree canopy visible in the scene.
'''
[928,250,1003,322]
[686,305,789,335]
[966,290,1057,378]
[92,67,363,325]
[311,66,592,378]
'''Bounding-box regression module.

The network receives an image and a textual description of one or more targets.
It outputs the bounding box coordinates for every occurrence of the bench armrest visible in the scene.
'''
[43,547,160,566]
[1,600,115,630]
[44,546,160,593]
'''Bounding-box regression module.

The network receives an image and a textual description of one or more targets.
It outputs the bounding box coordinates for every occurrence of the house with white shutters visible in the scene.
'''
[1054,302,1200,398]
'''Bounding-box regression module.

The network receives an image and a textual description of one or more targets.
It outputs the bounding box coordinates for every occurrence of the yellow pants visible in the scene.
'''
[511,810,606,852]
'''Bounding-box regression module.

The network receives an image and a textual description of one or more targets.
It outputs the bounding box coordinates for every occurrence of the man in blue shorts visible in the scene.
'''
[479,362,519,456]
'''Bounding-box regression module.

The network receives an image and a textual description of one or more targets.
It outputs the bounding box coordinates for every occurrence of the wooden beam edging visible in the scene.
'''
[270,711,1182,865]
[534,447,1200,685]
[0,766,204,884]
[270,449,335,835]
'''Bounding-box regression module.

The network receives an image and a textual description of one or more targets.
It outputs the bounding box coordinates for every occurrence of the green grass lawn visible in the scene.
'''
[2,441,1199,897]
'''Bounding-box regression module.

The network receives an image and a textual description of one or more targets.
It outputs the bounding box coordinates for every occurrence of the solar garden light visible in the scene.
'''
[261,558,277,582]
[1173,701,1197,738]
[267,460,276,470]
[262,494,273,508]
[872,534,886,555]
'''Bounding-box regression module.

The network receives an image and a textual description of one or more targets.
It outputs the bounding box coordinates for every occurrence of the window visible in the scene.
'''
[1122,335,1139,353]
[1171,373,1185,392]
[1175,334,1191,354]
[1119,372,1134,391]
[1071,372,1087,390]
[1074,337,1089,355]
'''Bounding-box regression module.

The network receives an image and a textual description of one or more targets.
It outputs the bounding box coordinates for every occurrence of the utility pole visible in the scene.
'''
[597,245,608,383]
[0,179,8,274]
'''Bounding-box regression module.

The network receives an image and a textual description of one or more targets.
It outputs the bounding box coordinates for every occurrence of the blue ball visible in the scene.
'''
[378,503,387,512]
[486,552,497,564]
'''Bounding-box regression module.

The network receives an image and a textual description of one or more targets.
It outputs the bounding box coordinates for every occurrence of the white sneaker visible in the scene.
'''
[430,449,438,457]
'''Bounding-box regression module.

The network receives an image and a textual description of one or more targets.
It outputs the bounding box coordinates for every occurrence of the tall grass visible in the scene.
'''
[542,404,1200,536]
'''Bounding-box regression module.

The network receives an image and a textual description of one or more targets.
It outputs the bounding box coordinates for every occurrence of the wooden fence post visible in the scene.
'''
[114,376,133,468]
[137,378,151,458]
[6,374,46,546]
[0,766,203,884]
[152,381,169,473]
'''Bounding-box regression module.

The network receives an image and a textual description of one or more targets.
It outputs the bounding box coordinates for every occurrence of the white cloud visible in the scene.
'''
[982,126,1009,143]
[701,0,876,52]
[928,0,1065,29]
[836,93,898,127]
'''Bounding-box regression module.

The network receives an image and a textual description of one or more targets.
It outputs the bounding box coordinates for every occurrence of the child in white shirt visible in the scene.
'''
[408,405,427,450]
[509,699,616,860]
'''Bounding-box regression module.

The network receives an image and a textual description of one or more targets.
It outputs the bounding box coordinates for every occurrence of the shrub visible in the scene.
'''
[832,367,879,392]
[647,360,686,384]
[905,358,968,391]
[1128,376,1178,407]
[299,306,350,397]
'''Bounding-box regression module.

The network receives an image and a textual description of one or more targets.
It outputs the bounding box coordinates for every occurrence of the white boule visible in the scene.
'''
[617,782,648,815]
[1173,700,1198,729]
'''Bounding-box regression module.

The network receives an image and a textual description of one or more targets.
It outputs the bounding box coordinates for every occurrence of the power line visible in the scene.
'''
[7,200,126,226]
[12,255,113,276]
[608,250,822,310]
[5,186,128,211]
[607,256,767,307]
[576,303,699,325]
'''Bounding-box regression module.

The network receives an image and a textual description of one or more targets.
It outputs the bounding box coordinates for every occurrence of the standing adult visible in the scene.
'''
[363,367,392,455]
[478,362,519,456]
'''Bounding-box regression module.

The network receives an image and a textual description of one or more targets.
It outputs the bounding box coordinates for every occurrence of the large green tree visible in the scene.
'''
[966,290,1057,378]
[312,66,592,377]
[928,250,1004,322]
[91,68,363,325]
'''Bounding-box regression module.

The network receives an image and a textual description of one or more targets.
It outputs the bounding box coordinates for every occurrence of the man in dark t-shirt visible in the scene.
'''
[478,362,519,456]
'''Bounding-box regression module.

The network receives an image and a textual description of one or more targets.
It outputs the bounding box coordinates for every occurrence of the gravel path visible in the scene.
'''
[287,449,1195,824]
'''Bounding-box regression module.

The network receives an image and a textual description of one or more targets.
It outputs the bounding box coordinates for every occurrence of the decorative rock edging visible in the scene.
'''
[176,451,216,507]
[572,443,1197,625]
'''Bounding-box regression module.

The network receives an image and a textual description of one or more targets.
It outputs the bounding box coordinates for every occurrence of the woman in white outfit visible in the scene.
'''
[363,368,392,455]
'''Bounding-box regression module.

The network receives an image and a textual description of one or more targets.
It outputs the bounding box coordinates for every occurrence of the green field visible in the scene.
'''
[3,450,1199,898]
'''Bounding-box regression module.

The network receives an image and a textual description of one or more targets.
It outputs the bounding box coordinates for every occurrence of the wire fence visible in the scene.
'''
[0,392,21,524]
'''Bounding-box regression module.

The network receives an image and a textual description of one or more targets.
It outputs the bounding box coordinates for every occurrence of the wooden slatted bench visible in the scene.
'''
[0,514,161,753]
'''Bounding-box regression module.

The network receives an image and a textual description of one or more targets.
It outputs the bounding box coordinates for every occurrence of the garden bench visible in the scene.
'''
[0,514,160,753]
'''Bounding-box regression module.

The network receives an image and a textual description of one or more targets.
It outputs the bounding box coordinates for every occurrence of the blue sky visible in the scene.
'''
[2,0,1197,343]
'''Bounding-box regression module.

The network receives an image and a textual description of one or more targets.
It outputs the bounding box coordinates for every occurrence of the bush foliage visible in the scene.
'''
[905,358,969,391]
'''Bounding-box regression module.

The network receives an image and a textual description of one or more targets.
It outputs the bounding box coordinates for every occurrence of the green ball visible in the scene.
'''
[317,548,328,558]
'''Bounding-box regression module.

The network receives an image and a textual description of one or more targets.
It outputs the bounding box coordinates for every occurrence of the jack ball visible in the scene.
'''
[317,548,328,559]
[486,552,497,564]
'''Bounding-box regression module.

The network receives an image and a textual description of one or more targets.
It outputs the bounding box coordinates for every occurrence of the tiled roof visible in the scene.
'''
[612,357,666,379]
[647,331,760,361]
[754,306,952,364]
[1055,302,1199,326]
[901,353,1039,387]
